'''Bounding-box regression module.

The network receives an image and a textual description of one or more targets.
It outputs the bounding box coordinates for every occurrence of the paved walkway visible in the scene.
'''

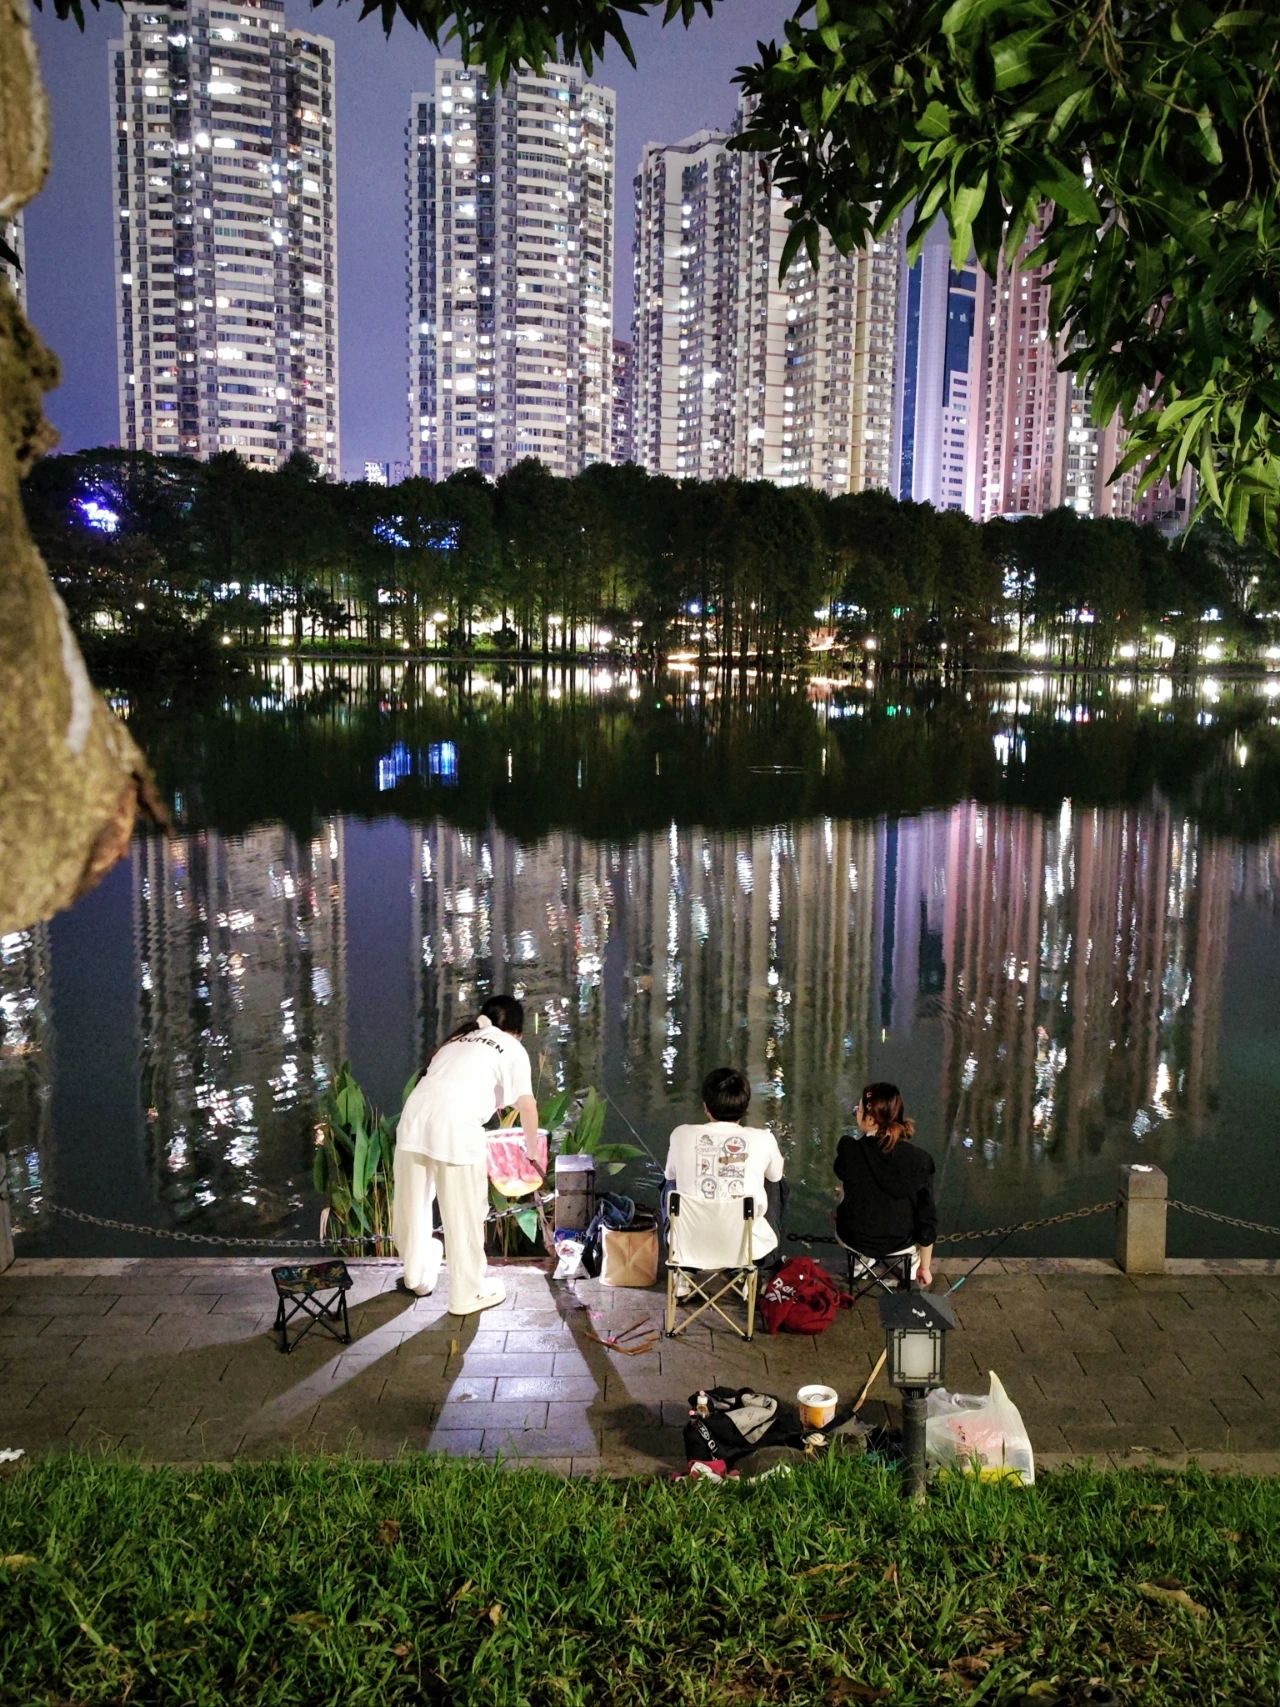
[1,1256,1277,1475]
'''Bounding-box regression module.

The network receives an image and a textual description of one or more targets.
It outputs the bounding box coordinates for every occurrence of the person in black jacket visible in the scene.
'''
[833,1082,936,1286]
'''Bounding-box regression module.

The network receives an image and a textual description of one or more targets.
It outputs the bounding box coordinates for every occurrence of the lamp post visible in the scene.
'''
[878,1291,958,1503]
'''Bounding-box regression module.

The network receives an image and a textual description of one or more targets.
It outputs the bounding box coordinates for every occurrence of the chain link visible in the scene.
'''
[45,1194,556,1251]
[792,1199,1118,1249]
[35,1195,1274,1254]
[1168,1199,1280,1239]
[934,1199,1118,1245]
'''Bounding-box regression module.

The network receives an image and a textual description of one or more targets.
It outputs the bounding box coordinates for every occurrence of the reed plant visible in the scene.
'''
[312,1064,414,1253]
[315,1061,646,1258]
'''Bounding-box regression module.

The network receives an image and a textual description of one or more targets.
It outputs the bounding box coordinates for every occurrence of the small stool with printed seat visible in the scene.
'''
[271,1259,353,1353]
[835,1236,915,1301]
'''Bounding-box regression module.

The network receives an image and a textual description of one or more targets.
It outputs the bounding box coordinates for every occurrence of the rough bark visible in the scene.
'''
[0,0,163,937]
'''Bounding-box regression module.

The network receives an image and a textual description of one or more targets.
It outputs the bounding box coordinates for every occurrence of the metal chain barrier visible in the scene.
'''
[46,1194,557,1252]
[1168,1199,1280,1240]
[935,1199,1119,1245]
[36,1195,1275,1255]
[790,1199,1118,1250]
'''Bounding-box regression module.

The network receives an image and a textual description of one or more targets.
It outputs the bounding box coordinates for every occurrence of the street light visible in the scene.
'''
[879,1290,957,1503]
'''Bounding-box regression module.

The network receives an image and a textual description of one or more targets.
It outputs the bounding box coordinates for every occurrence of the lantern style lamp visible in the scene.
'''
[878,1291,958,1501]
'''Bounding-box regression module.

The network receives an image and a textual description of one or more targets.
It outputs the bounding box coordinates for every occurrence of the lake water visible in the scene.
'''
[4,663,1279,1260]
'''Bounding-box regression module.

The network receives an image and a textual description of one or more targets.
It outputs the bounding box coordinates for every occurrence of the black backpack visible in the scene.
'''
[682,1387,794,1465]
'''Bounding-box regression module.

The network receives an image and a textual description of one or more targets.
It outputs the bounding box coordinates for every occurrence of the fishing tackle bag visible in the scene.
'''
[682,1387,792,1465]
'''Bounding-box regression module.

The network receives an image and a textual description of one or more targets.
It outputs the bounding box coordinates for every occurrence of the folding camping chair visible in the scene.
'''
[835,1236,915,1302]
[271,1258,353,1353]
[665,1192,758,1341]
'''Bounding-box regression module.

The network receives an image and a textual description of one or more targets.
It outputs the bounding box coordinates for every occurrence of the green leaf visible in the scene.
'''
[575,1088,607,1152]
[949,171,987,267]
[777,220,807,283]
[515,1208,540,1242]
[1029,154,1101,224]
[917,101,952,142]
[940,0,1010,35]
[539,1088,572,1132]
[351,1127,372,1203]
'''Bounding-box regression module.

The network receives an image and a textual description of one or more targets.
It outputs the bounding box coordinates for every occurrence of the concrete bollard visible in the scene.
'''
[1115,1162,1168,1273]
[554,1154,596,1235]
[0,1176,13,1273]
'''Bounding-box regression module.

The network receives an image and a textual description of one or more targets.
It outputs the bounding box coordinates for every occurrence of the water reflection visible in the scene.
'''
[4,667,1280,1254]
[135,826,347,1230]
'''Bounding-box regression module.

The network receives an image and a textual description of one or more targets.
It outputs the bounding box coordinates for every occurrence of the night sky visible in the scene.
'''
[26,0,787,476]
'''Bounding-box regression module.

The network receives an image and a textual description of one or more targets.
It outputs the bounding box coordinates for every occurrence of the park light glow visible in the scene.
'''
[76,496,120,534]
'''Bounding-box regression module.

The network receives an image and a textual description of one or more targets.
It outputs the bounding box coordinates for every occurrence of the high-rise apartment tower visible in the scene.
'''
[632,107,899,496]
[892,218,978,510]
[407,61,616,480]
[110,0,339,475]
[966,231,1134,519]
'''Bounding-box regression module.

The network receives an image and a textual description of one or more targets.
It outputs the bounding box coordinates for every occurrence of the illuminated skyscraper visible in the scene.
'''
[631,129,739,480]
[610,337,635,465]
[110,0,339,475]
[407,60,616,480]
[892,219,977,510]
[632,105,900,495]
[966,233,1136,519]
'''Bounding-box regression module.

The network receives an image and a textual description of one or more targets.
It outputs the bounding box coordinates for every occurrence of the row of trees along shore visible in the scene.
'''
[25,448,1280,673]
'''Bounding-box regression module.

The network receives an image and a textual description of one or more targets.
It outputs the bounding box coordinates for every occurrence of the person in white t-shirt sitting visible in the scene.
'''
[664,1068,786,1288]
[393,994,539,1317]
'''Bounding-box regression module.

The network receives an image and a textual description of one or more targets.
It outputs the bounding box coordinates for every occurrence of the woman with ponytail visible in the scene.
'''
[833,1083,936,1286]
[393,994,539,1316]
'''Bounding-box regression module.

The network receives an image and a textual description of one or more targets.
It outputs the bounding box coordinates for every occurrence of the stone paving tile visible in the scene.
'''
[4,1259,1280,1471]
[8,1293,115,1317]
[108,1292,222,1318]
[423,1428,486,1456]
[435,1400,550,1431]
[0,1318,54,1342]
[486,1425,600,1460]
[493,1376,600,1402]
[456,1353,558,1379]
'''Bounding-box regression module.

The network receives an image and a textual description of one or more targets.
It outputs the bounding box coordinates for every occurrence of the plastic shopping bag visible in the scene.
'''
[553,1236,585,1280]
[486,1127,548,1198]
[925,1370,1035,1484]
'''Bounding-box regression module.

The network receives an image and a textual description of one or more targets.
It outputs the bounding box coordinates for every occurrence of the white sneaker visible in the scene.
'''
[672,1272,693,1300]
[452,1284,506,1317]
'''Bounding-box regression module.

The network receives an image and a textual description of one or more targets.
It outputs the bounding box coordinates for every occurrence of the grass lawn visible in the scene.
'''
[1,1454,1276,1706]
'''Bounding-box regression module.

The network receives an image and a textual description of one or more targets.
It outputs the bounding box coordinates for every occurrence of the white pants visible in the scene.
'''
[391,1149,444,1294]
[393,1149,502,1314]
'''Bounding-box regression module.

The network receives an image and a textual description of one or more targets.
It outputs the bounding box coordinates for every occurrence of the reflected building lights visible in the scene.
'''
[135,822,346,1226]
[0,924,53,1234]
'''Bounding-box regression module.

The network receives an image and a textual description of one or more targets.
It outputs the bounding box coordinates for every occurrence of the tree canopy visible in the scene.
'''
[43,0,1279,550]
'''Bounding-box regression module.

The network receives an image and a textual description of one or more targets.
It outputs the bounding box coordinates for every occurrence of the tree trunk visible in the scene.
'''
[0,0,163,936]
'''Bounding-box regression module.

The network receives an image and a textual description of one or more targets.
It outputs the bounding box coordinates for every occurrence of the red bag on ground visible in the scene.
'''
[759,1257,847,1335]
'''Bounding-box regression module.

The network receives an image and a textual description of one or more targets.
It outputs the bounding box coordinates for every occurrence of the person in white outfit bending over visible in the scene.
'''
[392,993,539,1316]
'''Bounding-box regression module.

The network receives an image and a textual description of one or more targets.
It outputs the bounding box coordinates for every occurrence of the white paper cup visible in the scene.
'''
[797,1384,838,1429]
